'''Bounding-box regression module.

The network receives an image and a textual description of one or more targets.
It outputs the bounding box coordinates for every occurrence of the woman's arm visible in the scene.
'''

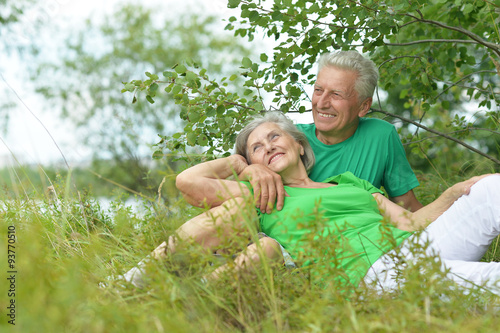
[374,174,496,231]
[176,155,252,207]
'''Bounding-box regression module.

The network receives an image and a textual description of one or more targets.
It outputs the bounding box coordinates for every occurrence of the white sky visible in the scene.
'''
[0,0,313,167]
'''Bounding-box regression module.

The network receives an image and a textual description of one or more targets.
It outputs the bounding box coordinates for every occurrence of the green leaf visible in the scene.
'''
[399,89,408,99]
[216,105,226,115]
[242,57,252,68]
[124,83,135,92]
[149,83,158,93]
[187,132,197,146]
[152,149,163,159]
[171,85,182,95]
[163,71,177,79]
[198,134,208,146]
[185,71,198,82]
[422,74,429,86]
[175,64,187,74]
[228,0,241,9]
[146,95,155,104]
[463,4,474,15]
[188,110,201,123]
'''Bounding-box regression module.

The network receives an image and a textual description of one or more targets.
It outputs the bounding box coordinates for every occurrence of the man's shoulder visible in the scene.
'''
[296,123,316,138]
[296,123,314,130]
[359,117,395,131]
[357,118,397,140]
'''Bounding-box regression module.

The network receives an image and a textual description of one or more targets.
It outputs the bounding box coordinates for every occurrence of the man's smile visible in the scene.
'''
[318,111,337,118]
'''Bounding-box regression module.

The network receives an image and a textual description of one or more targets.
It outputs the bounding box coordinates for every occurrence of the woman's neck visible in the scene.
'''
[281,167,333,188]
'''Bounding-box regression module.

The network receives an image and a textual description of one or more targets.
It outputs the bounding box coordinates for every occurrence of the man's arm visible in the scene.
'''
[238,164,287,214]
[389,190,423,212]
[376,174,495,231]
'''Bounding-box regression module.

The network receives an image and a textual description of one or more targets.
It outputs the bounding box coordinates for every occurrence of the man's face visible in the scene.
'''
[311,66,371,144]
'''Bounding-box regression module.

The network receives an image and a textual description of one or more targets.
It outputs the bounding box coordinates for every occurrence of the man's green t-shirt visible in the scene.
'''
[259,172,412,288]
[297,118,419,197]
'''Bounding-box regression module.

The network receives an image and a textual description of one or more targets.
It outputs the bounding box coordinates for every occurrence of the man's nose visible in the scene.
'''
[316,92,330,109]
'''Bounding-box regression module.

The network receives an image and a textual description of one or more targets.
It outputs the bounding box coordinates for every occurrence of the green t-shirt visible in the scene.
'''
[297,118,419,197]
[259,172,412,287]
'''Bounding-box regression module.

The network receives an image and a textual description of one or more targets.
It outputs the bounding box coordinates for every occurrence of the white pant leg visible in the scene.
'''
[442,259,500,295]
[365,175,500,293]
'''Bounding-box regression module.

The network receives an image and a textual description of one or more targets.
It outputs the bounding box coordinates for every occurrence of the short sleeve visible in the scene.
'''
[383,127,420,197]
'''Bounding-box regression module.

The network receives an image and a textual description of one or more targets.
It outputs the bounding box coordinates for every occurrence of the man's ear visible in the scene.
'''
[358,97,372,117]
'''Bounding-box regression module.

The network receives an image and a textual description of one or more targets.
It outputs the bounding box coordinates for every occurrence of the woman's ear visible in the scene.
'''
[300,144,305,156]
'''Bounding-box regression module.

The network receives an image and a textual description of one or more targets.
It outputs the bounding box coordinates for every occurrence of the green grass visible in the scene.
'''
[1,171,499,333]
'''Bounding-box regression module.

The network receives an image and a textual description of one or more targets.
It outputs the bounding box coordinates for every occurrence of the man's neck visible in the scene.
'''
[315,125,359,145]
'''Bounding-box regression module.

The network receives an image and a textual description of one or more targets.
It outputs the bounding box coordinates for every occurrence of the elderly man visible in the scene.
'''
[178,50,423,213]
[296,51,422,211]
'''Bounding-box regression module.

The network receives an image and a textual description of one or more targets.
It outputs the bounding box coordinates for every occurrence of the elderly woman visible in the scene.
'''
[122,112,500,294]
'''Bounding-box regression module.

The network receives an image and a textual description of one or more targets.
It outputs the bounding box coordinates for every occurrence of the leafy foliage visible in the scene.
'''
[127,0,499,173]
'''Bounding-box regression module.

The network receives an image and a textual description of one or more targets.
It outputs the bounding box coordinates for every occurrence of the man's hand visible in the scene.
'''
[445,173,499,200]
[239,164,287,214]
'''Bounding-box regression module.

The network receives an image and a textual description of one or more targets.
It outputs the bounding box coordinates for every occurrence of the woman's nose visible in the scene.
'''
[264,142,275,153]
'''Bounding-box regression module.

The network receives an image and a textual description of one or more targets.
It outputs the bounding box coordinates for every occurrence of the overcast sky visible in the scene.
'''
[0,0,312,167]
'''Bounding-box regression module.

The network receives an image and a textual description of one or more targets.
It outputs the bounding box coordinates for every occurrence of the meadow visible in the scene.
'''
[1,168,499,333]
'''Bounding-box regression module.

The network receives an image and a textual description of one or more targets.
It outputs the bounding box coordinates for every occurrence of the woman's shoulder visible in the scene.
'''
[322,171,358,184]
[323,172,384,194]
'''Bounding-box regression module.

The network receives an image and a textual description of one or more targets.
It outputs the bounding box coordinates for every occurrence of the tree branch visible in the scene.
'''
[405,13,500,57]
[369,107,500,165]
[404,127,500,145]
[385,39,478,47]
[436,70,499,100]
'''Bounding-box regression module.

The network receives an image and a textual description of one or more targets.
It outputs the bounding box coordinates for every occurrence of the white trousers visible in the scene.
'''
[365,175,500,295]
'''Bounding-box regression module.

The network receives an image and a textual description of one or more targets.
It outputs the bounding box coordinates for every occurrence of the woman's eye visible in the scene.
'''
[271,134,279,140]
[253,145,261,152]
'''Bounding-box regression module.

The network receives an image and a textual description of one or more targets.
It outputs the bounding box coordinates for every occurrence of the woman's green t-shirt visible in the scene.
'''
[258,172,412,287]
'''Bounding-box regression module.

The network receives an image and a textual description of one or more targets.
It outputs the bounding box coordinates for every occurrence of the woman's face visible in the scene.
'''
[246,122,304,174]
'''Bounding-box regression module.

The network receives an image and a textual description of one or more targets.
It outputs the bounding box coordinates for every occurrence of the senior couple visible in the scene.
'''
[121,51,500,295]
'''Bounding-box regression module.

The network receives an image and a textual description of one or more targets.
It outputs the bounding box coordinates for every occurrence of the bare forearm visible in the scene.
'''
[410,189,458,229]
[377,176,492,231]
[176,155,250,207]
[410,176,489,228]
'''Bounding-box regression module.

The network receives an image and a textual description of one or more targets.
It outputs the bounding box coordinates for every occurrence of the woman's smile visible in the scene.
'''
[268,153,284,165]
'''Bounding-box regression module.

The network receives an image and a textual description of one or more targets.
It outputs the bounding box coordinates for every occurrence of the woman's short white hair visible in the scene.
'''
[318,50,379,102]
[235,112,315,172]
